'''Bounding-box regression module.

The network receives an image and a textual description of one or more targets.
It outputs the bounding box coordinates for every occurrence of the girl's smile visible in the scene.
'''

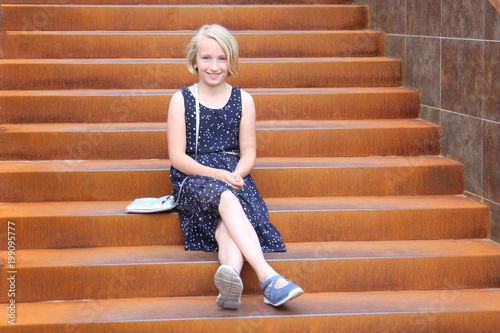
[195,36,229,86]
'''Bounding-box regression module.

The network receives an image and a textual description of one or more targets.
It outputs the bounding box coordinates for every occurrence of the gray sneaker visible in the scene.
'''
[214,265,244,310]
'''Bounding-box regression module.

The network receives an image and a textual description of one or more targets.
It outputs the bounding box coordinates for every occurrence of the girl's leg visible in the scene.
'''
[213,227,245,310]
[215,218,245,273]
[216,190,288,287]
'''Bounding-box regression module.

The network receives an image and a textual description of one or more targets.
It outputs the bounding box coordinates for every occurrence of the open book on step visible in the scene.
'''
[125,195,176,214]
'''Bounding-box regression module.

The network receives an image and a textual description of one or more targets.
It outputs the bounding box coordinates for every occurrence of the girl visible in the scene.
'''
[167,24,303,309]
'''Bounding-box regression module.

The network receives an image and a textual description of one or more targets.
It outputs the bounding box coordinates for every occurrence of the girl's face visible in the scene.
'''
[195,36,229,87]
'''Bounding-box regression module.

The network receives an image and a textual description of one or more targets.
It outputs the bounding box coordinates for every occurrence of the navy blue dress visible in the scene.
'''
[169,86,286,253]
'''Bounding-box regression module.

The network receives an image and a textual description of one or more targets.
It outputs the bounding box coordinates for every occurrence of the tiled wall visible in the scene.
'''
[353,0,500,242]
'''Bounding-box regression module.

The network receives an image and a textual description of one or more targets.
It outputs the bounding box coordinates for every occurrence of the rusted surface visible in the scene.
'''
[0,195,489,250]
[0,240,499,302]
[0,119,440,160]
[0,159,172,202]
[0,87,420,124]
[0,156,463,202]
[1,291,500,332]
[3,0,351,4]
[2,5,368,31]
[0,0,497,329]
[255,119,440,157]
[0,31,383,59]
[0,58,402,90]
[254,156,464,198]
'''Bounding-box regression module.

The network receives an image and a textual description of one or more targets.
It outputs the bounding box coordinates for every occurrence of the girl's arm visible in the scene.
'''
[234,90,257,179]
[168,90,218,178]
[167,90,242,186]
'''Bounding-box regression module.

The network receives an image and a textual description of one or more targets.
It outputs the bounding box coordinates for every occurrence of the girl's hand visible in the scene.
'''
[229,173,244,192]
[218,170,244,192]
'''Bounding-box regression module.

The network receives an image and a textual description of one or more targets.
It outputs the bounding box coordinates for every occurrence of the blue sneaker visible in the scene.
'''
[260,275,303,307]
[214,265,244,310]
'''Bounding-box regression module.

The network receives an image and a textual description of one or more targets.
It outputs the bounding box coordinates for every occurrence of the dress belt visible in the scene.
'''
[187,150,240,157]
[218,150,240,156]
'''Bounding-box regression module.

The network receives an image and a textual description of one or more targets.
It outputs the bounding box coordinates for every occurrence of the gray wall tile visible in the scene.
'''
[442,39,484,118]
[442,0,485,39]
[385,34,406,60]
[483,42,500,122]
[442,112,483,195]
[406,36,441,107]
[407,0,442,36]
[353,0,499,243]
[420,105,441,126]
[485,0,500,41]
[354,0,406,34]
[487,201,500,243]
[483,121,500,203]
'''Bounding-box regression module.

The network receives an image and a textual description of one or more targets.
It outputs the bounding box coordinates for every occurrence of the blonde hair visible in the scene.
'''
[186,24,239,77]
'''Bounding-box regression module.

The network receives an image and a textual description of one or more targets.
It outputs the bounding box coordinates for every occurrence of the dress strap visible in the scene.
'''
[194,83,200,160]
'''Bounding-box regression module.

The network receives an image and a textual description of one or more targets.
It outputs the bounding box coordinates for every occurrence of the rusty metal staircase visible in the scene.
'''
[0,0,499,331]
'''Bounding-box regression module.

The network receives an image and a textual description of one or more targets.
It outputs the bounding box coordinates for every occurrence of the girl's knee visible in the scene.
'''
[219,190,239,210]
[220,190,237,202]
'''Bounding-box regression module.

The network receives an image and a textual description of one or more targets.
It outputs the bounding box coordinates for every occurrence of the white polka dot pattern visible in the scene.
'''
[169,87,286,253]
